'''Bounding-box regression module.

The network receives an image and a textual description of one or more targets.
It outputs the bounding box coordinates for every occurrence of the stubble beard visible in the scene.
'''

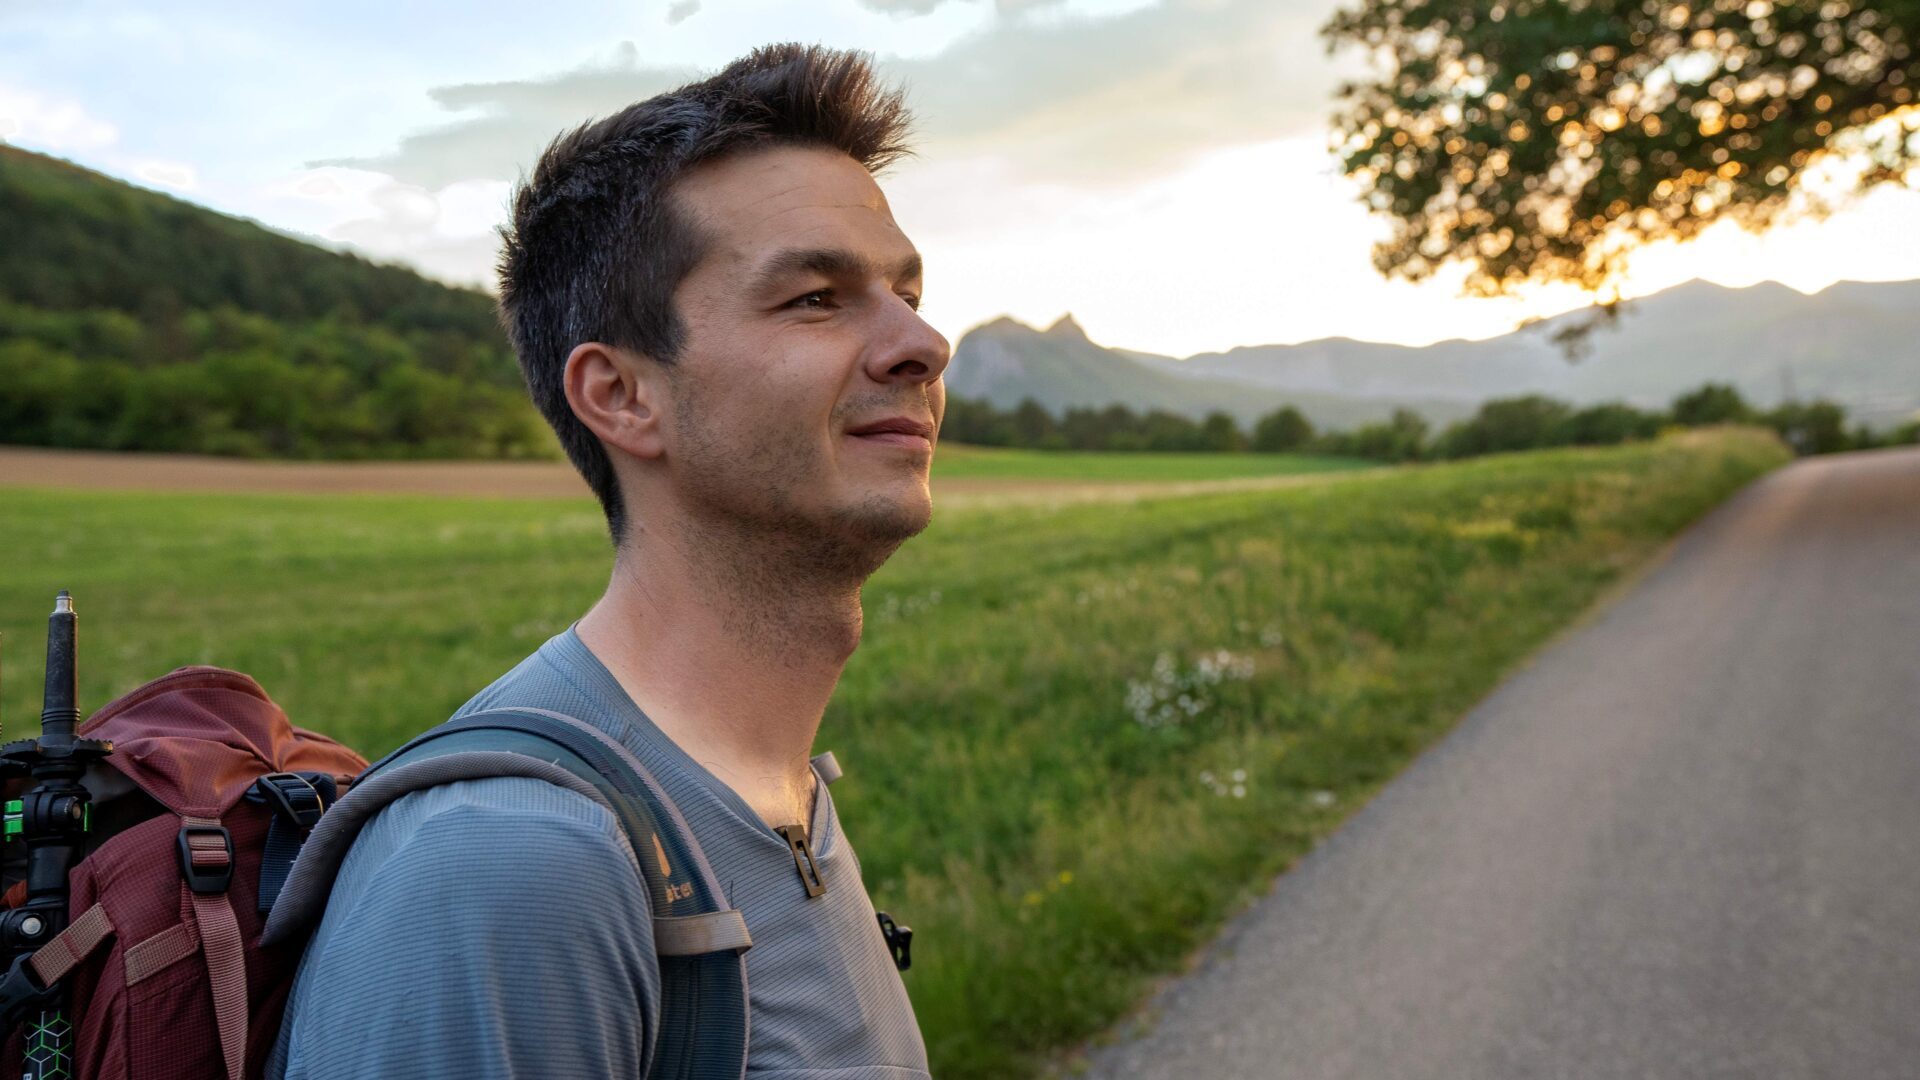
[665,383,931,655]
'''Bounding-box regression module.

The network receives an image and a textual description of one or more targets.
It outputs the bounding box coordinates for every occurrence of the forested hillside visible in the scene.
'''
[0,146,553,458]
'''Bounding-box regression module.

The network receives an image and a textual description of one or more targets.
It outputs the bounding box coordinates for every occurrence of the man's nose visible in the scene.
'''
[865,296,951,386]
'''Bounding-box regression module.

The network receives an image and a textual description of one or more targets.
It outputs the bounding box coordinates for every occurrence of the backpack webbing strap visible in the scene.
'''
[653,911,752,956]
[182,815,247,1080]
[250,771,336,915]
[25,903,113,987]
[262,752,609,946]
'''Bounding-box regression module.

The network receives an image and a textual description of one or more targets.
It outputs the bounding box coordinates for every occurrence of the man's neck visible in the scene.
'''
[574,517,865,830]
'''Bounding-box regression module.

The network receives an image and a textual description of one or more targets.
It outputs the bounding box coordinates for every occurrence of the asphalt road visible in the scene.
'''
[1083,447,1920,1080]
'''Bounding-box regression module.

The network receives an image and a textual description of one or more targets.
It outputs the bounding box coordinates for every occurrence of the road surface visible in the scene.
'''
[1083,447,1920,1080]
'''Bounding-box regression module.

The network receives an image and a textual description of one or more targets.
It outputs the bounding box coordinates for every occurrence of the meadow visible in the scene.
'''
[928,444,1372,482]
[0,429,1788,1077]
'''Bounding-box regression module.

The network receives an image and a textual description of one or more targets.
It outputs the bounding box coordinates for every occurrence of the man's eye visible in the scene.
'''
[790,290,833,310]
[899,293,922,311]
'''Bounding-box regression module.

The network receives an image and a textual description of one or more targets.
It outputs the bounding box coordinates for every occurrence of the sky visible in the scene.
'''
[6,0,1920,358]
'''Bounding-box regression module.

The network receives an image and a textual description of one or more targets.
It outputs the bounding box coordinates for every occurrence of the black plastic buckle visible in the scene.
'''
[177,824,234,894]
[250,772,324,829]
[876,910,912,971]
[0,951,57,1029]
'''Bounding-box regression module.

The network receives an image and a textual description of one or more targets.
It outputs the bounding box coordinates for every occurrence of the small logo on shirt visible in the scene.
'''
[651,832,673,877]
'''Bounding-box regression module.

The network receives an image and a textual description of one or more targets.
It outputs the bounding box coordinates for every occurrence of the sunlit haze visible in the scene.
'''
[6,0,1920,357]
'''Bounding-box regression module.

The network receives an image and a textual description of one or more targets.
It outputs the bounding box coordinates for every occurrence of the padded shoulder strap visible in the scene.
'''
[268,708,751,1080]
[261,751,609,945]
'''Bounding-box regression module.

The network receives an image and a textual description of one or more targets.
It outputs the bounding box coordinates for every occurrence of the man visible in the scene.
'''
[270,43,945,1077]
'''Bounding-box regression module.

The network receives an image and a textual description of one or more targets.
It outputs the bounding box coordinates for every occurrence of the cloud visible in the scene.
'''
[893,0,1345,185]
[243,167,513,290]
[0,84,119,152]
[311,42,697,189]
[132,159,198,191]
[666,0,700,24]
[859,0,1066,15]
[316,0,1348,193]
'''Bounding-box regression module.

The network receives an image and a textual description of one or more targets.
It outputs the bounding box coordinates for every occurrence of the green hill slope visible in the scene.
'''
[0,146,550,459]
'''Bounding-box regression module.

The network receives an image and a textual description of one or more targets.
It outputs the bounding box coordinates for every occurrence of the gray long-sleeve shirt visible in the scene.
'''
[270,626,931,1078]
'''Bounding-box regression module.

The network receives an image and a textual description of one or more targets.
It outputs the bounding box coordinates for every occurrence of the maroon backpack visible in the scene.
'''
[0,666,366,1079]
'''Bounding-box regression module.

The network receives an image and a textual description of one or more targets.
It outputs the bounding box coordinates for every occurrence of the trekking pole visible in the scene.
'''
[0,592,114,1080]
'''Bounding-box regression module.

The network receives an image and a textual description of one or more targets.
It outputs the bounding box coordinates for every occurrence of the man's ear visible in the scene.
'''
[563,341,669,461]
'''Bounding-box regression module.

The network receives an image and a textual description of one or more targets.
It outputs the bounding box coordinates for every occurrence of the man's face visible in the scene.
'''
[655,144,950,574]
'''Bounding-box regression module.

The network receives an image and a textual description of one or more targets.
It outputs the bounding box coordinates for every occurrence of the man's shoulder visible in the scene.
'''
[343,775,641,890]
[452,627,611,721]
[274,776,658,1079]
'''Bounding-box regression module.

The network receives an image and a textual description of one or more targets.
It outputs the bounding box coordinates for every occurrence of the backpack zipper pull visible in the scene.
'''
[773,824,826,898]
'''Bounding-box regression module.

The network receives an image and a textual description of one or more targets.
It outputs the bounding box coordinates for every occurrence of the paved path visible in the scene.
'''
[1084,448,1920,1080]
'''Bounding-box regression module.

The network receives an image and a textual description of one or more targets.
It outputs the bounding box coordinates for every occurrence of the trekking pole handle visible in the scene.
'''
[39,593,79,740]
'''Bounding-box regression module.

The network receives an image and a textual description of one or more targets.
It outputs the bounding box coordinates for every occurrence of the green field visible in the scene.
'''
[0,429,1788,1077]
[930,444,1372,482]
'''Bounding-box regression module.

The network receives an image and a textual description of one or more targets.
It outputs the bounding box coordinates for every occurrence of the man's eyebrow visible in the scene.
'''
[749,247,923,293]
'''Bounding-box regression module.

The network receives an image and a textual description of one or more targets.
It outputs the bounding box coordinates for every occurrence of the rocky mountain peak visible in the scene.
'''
[1045,313,1090,342]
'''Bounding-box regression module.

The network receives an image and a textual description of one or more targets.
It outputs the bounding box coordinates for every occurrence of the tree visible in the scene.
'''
[1335,407,1431,461]
[1098,403,1147,451]
[1671,382,1753,425]
[1763,398,1851,454]
[1435,395,1575,457]
[1140,409,1206,451]
[1200,410,1247,452]
[934,396,1008,446]
[1011,397,1057,446]
[1058,406,1098,449]
[1252,405,1316,452]
[1558,401,1665,445]
[1323,1,1920,296]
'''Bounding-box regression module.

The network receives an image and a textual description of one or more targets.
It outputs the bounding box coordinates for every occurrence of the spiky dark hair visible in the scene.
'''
[497,43,914,545]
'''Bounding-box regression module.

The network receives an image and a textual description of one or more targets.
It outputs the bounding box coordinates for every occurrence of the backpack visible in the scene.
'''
[0,666,366,1080]
[1,667,900,1079]
[260,705,782,1080]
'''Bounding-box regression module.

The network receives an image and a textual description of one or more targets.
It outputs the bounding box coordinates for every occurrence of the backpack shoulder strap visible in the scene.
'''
[264,707,750,1080]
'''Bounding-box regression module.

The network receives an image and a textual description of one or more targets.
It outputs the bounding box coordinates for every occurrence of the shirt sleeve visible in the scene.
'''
[274,777,658,1079]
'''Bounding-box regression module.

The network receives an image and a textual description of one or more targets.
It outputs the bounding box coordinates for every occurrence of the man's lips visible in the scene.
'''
[846,416,935,449]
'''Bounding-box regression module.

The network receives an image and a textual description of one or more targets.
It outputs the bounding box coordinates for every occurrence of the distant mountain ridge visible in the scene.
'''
[947,313,1475,431]
[949,279,1920,429]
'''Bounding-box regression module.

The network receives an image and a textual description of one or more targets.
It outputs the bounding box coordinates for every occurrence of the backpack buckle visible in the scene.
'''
[0,948,57,1029]
[250,772,324,829]
[177,824,233,894]
[876,910,912,971]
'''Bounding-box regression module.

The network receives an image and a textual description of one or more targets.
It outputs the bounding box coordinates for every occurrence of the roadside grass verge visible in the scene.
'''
[0,428,1788,1077]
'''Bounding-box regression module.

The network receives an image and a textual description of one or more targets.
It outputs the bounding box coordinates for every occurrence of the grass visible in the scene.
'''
[0,428,1789,1077]
[929,444,1372,482]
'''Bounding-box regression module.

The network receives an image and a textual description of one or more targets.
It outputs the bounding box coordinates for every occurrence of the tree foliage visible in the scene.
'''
[1670,380,1754,424]
[0,146,553,459]
[1252,405,1317,452]
[1323,0,1920,294]
[939,387,1907,461]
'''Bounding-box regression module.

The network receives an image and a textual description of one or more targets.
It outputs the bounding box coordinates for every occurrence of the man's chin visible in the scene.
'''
[847,490,931,541]
[826,488,932,561]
